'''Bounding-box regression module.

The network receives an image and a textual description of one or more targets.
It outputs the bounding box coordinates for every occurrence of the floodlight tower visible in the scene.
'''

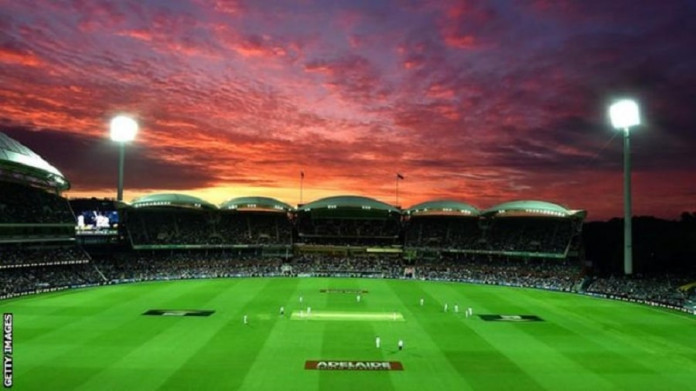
[110,115,139,202]
[609,99,640,275]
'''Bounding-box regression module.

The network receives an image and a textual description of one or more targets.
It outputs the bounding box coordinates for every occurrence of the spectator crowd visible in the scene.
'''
[126,209,292,246]
[2,249,694,312]
[405,216,575,255]
[0,181,74,224]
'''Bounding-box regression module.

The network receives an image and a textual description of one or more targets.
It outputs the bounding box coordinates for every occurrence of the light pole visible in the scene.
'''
[110,115,138,202]
[609,99,640,275]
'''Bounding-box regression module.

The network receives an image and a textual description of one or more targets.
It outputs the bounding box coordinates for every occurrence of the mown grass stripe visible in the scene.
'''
[390,280,547,391]
[318,279,395,391]
[13,279,234,390]
[154,278,299,390]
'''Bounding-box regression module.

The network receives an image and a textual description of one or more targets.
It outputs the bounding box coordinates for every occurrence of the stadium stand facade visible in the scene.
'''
[0,132,102,298]
[295,196,402,247]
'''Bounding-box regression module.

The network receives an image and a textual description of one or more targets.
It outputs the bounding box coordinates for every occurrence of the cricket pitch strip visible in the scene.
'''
[290,311,405,321]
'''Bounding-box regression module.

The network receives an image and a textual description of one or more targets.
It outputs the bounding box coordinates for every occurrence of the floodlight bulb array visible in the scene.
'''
[110,116,139,142]
[609,100,640,130]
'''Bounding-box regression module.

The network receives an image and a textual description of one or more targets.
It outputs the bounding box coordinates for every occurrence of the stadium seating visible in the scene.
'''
[125,208,292,246]
[0,181,74,224]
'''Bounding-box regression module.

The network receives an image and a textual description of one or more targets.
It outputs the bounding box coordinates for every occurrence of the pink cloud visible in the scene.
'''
[208,0,246,16]
[231,34,287,58]
[433,0,498,49]
[426,83,456,100]
[118,29,154,42]
[442,33,478,49]
[0,45,43,67]
[71,0,128,32]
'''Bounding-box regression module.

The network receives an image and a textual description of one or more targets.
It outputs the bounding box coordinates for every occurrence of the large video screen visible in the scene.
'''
[69,198,120,236]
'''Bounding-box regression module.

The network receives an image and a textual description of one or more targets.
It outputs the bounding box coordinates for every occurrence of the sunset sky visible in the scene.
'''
[1,0,695,220]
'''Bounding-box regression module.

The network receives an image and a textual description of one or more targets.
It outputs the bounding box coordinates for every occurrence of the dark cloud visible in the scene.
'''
[1,122,220,191]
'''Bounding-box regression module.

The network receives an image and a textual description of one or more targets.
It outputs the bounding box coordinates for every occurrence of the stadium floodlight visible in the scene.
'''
[110,116,138,142]
[609,99,640,130]
[110,115,139,202]
[609,99,640,275]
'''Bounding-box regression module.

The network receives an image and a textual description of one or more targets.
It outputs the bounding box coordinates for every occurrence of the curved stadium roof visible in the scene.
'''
[406,200,479,216]
[131,193,217,210]
[220,196,292,212]
[0,132,70,191]
[298,195,399,214]
[482,200,586,219]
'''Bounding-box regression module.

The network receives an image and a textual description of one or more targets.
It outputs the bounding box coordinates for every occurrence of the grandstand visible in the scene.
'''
[0,133,74,239]
[0,132,100,298]
[295,195,402,247]
[479,200,585,258]
[124,193,218,248]
[0,132,75,243]
[0,132,69,191]
[403,199,584,260]
[220,196,293,248]
[0,131,588,262]
[121,194,293,259]
[404,200,482,251]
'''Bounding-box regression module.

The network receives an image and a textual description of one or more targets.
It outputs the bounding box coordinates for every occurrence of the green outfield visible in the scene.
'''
[3,278,696,390]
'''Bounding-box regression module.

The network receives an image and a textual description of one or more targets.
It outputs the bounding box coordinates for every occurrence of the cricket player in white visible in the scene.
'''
[419,298,424,306]
[454,304,459,313]
[444,303,448,312]
[376,336,381,348]
[398,339,403,351]
[357,294,361,303]
[243,315,248,325]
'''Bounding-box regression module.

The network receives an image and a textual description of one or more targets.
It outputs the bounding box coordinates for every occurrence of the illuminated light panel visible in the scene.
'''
[609,99,641,129]
[110,115,139,142]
